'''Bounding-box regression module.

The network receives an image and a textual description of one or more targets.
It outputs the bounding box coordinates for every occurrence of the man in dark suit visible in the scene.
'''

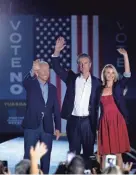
[22,59,61,174]
[51,37,101,162]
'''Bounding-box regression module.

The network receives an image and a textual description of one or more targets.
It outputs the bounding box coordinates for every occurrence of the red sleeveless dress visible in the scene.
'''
[98,95,130,155]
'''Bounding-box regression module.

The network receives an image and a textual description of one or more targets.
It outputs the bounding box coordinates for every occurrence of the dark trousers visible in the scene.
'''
[24,121,53,174]
[66,115,94,159]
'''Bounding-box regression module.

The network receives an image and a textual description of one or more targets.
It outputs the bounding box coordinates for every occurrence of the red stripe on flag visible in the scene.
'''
[88,16,93,73]
[99,19,103,78]
[56,75,61,110]
[77,16,82,72]
[77,16,82,54]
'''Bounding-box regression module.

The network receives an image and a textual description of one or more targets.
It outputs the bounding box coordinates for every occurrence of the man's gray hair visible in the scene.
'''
[77,53,91,64]
[15,159,31,174]
[39,60,49,65]
[102,166,122,174]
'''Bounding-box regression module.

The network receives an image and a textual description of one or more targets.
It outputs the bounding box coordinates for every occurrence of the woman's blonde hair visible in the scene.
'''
[101,64,119,85]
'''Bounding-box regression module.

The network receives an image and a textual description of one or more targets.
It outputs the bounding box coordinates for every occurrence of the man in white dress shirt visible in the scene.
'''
[51,37,101,162]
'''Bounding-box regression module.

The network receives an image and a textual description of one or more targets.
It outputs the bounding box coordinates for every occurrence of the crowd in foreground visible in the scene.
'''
[0,141,134,174]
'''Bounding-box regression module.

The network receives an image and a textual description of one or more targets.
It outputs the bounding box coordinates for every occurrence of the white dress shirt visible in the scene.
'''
[72,75,92,116]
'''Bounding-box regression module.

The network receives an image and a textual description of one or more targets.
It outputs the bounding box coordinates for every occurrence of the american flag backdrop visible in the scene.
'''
[34,15,100,133]
[34,15,100,101]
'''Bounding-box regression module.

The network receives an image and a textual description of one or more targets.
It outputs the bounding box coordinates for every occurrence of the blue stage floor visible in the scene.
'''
[0,137,97,174]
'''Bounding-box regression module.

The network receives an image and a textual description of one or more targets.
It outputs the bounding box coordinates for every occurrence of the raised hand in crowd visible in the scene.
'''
[30,141,48,174]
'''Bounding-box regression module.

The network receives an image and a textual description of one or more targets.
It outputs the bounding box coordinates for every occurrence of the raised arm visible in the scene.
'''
[52,37,69,83]
[117,48,131,88]
[23,59,40,89]
[117,48,131,74]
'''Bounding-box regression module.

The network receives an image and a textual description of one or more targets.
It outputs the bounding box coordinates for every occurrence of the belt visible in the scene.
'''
[71,115,89,118]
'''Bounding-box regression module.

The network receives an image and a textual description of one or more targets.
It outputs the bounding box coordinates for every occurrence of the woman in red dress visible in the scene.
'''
[98,48,131,169]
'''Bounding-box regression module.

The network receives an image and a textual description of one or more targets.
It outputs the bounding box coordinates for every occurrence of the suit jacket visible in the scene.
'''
[52,57,101,134]
[22,73,61,134]
[98,75,131,129]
